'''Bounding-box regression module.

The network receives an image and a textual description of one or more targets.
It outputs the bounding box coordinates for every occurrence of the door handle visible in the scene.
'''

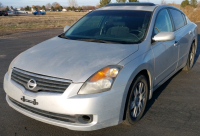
[174,41,178,47]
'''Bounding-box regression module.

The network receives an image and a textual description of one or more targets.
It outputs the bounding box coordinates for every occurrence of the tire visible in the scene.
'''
[123,74,149,125]
[183,42,196,72]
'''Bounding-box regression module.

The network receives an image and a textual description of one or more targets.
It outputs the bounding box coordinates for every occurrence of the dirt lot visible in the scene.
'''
[0,12,86,36]
[0,23,199,135]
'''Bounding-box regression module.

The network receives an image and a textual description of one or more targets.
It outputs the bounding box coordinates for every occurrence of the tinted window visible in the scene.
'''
[64,10,152,44]
[154,9,173,35]
[169,9,185,30]
[182,14,187,25]
[186,16,190,23]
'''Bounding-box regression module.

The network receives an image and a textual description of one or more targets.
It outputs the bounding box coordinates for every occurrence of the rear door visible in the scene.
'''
[151,9,178,86]
[168,9,191,69]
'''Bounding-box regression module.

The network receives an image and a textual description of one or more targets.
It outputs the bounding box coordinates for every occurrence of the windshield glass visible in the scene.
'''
[64,10,152,44]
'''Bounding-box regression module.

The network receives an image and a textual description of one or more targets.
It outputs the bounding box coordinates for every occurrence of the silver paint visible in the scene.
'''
[3,4,198,131]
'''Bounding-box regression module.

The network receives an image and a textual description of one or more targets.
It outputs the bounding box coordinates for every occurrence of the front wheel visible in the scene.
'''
[123,74,148,125]
[183,42,196,71]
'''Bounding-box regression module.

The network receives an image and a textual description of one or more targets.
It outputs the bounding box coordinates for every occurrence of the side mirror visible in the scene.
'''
[64,25,70,32]
[152,32,175,42]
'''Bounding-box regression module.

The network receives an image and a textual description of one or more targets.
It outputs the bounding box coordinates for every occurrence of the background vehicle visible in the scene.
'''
[3,11,8,16]
[3,3,198,131]
[0,11,8,16]
[32,11,46,15]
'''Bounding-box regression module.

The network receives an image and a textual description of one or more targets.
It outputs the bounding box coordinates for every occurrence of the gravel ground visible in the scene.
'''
[0,24,199,136]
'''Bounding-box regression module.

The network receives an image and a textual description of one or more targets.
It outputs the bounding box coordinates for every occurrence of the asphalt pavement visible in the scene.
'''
[0,24,200,136]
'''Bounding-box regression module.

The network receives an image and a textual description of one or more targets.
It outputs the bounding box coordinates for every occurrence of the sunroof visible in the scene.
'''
[106,2,156,6]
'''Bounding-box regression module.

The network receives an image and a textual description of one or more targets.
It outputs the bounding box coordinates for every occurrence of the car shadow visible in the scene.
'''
[193,34,200,65]
[143,34,200,116]
[143,70,182,116]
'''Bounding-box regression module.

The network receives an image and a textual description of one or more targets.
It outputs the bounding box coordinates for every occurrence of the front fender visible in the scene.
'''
[114,49,154,123]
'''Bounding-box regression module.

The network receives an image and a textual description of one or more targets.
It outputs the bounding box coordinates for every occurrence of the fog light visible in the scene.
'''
[82,115,91,122]
[77,115,93,124]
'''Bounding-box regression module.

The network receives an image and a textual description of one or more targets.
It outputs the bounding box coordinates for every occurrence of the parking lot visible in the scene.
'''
[0,23,199,136]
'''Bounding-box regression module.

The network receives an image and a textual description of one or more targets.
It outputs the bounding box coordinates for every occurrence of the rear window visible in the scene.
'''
[169,9,185,30]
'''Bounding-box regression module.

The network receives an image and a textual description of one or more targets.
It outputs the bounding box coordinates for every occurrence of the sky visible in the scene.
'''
[1,0,183,8]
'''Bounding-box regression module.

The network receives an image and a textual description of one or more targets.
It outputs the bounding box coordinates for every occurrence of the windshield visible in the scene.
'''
[63,10,152,44]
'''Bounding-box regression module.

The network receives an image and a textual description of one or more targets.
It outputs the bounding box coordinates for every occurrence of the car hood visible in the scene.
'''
[12,36,138,82]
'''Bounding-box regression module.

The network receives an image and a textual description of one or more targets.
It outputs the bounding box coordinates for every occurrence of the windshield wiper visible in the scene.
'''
[79,39,118,44]
[58,34,70,39]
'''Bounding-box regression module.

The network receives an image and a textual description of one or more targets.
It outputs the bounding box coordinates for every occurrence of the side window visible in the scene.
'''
[154,9,173,35]
[169,9,185,30]
[182,14,187,25]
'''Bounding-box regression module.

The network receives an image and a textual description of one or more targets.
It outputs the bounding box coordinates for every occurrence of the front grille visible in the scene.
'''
[8,96,77,123]
[11,68,71,93]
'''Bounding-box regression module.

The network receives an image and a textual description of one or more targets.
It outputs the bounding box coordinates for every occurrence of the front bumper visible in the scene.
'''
[4,72,125,131]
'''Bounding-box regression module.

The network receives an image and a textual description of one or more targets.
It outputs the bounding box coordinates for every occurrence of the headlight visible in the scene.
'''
[78,65,123,94]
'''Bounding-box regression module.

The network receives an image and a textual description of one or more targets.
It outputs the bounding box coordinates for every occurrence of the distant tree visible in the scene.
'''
[198,1,200,8]
[190,0,197,8]
[67,6,72,11]
[129,0,139,2]
[42,5,46,10]
[100,0,111,7]
[116,0,126,3]
[96,4,100,8]
[161,0,167,5]
[68,0,78,7]
[77,6,82,11]
[59,6,63,10]
[46,3,51,9]
[10,6,13,10]
[52,2,60,8]
[51,6,54,11]
[116,0,126,2]
[181,0,190,8]
[35,5,41,10]
[32,5,36,11]
[54,3,60,10]
[24,6,31,11]
[20,7,24,10]
[71,6,75,11]
[55,5,63,11]
[5,6,9,11]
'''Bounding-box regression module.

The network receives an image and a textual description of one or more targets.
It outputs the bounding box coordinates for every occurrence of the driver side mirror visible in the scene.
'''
[152,32,175,42]
[64,25,70,32]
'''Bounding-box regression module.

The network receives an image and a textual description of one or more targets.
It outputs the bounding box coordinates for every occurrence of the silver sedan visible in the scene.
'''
[3,3,198,131]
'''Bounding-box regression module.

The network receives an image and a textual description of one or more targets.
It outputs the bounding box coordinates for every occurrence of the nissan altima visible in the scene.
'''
[3,3,198,131]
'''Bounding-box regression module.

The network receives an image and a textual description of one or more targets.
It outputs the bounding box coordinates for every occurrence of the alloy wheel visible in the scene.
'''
[130,82,146,118]
[189,45,195,68]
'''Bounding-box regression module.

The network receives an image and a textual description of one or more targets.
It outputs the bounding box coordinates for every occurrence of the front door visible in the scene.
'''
[152,9,178,86]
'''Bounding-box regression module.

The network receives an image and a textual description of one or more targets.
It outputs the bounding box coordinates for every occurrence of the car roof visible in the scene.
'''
[96,2,158,12]
[96,3,184,14]
[106,2,156,6]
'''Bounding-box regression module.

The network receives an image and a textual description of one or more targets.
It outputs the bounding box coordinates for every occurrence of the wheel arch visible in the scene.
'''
[121,68,152,121]
[192,38,197,54]
[192,25,198,54]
